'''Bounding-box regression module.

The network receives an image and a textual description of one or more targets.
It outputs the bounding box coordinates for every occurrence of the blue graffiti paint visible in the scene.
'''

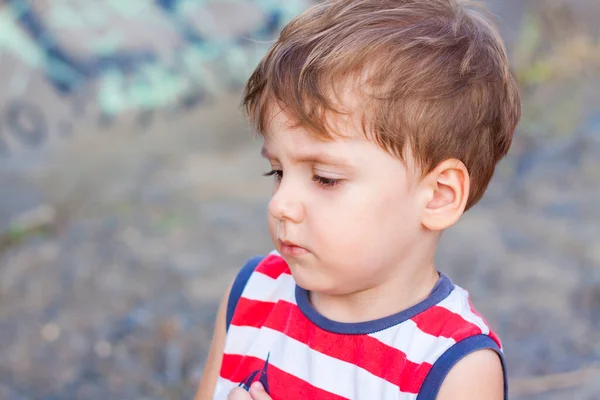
[0,0,311,156]
[155,0,178,12]
[155,0,207,45]
[6,0,159,95]
[255,10,282,39]
[5,0,300,105]
[6,0,89,94]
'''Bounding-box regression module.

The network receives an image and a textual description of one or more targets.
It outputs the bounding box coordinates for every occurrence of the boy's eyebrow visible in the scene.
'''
[261,145,351,166]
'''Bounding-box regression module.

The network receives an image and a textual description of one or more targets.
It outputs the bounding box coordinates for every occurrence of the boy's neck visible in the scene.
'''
[309,260,440,324]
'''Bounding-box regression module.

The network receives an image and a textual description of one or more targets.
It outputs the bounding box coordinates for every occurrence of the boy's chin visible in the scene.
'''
[288,264,341,295]
[288,262,322,288]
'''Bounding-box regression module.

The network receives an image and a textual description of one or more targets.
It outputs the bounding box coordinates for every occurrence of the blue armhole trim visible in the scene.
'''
[416,334,508,400]
[225,256,264,332]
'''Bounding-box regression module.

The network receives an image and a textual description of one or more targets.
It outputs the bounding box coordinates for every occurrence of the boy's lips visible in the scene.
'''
[279,239,310,257]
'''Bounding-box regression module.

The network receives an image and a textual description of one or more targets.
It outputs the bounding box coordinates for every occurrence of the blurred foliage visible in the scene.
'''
[511,2,599,140]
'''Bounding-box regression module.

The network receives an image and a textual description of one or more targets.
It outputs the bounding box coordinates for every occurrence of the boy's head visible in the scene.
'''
[243,0,521,294]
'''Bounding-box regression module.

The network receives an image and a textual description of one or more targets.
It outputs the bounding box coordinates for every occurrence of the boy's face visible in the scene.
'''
[262,105,429,295]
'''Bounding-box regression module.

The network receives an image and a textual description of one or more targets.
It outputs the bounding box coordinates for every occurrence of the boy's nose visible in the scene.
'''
[268,180,305,223]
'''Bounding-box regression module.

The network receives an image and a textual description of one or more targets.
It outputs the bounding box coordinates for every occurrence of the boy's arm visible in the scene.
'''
[436,349,504,400]
[195,282,232,400]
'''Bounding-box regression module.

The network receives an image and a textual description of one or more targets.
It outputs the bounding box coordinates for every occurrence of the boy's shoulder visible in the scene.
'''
[424,279,503,348]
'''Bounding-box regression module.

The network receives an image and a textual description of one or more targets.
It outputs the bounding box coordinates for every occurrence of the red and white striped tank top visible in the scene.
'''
[214,252,506,400]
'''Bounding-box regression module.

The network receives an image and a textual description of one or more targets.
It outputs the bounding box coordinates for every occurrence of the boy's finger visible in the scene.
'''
[249,382,273,400]
[227,387,253,400]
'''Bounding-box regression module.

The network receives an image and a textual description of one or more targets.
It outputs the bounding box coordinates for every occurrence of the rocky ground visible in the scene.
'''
[0,0,599,399]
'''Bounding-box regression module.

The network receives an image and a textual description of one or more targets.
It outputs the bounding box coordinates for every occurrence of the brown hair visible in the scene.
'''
[242,0,521,210]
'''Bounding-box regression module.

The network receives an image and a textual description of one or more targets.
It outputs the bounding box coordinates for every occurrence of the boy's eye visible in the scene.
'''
[263,170,341,188]
[263,169,283,181]
[312,174,341,188]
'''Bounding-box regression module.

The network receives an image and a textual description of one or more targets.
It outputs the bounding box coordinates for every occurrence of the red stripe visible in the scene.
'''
[411,305,483,342]
[230,298,276,328]
[487,330,502,349]
[467,299,503,348]
[231,298,431,393]
[221,354,347,400]
[255,255,291,279]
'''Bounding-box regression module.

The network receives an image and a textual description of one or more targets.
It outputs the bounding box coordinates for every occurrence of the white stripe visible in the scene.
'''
[452,286,490,334]
[369,319,456,365]
[241,269,297,305]
[225,325,264,356]
[224,326,416,400]
[438,287,490,335]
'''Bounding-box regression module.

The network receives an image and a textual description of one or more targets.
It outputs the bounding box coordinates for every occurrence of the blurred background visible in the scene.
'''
[0,0,598,399]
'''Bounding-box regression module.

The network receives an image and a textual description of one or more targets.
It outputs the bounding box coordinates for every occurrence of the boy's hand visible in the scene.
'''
[227,382,272,400]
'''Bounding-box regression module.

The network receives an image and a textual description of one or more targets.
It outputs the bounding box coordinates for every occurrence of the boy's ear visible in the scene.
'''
[421,159,470,231]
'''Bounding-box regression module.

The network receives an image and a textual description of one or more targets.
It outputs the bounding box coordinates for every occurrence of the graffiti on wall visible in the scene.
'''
[0,0,309,156]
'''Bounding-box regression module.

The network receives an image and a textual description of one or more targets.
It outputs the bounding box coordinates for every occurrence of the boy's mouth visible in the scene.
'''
[279,239,310,257]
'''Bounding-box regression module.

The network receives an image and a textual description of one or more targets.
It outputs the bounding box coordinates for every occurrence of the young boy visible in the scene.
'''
[196,0,521,399]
